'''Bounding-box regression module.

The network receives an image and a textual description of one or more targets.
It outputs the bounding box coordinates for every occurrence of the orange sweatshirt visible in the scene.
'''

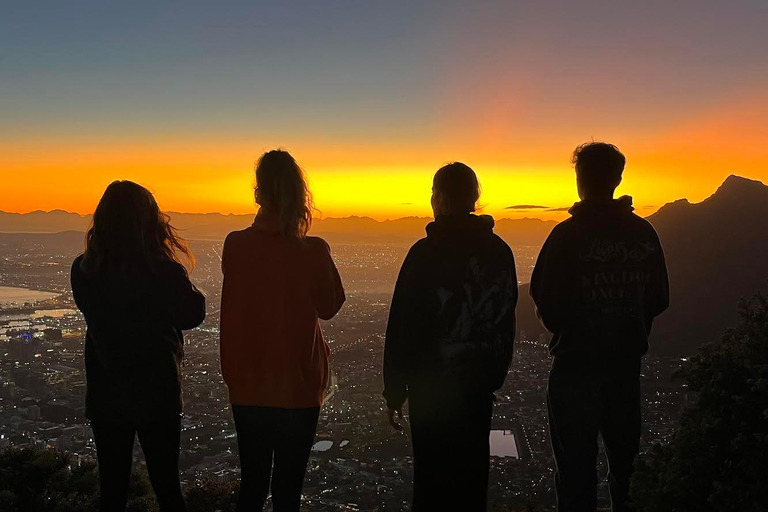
[219,214,345,408]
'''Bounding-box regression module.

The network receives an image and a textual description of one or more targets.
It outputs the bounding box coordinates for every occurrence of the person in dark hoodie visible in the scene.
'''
[71,181,206,512]
[383,162,517,511]
[530,142,669,512]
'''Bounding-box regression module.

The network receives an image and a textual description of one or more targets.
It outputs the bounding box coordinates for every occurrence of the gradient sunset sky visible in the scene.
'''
[2,1,767,220]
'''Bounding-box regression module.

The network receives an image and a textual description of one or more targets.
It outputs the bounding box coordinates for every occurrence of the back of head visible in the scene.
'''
[254,150,313,239]
[571,142,626,199]
[82,180,193,277]
[432,162,480,217]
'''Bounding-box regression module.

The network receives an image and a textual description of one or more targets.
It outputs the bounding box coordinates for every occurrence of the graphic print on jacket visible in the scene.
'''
[581,239,658,307]
[383,214,517,408]
[531,196,670,360]
[435,255,517,387]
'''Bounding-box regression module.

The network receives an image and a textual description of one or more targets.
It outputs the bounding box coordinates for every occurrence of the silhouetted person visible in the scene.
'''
[219,150,345,512]
[383,162,517,511]
[70,181,205,512]
[531,143,670,512]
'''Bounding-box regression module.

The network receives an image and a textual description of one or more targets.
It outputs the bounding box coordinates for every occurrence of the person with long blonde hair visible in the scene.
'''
[220,150,345,511]
[71,180,206,512]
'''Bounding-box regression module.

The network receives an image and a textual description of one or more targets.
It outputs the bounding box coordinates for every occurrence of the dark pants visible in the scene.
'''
[546,358,642,512]
[232,405,320,512]
[91,416,186,512]
[408,390,494,512]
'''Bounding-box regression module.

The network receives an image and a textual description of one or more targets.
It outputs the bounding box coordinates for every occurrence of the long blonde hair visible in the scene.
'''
[254,150,314,239]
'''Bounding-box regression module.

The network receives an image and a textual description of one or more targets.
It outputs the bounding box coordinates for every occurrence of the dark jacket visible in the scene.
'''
[383,214,518,409]
[71,255,206,422]
[530,196,669,362]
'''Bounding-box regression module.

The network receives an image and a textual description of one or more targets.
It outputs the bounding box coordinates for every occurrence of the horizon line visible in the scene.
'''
[0,209,562,224]
[0,172,761,222]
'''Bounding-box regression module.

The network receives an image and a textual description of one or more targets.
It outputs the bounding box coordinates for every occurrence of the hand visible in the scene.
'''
[387,406,404,431]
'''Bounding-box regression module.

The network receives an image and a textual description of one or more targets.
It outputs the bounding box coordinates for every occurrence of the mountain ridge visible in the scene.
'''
[0,209,558,245]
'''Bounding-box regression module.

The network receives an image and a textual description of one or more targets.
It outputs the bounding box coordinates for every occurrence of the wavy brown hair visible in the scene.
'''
[254,149,314,239]
[81,180,194,277]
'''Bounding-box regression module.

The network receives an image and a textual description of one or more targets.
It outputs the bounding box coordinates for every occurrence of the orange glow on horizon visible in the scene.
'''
[3,3,768,223]
[2,92,767,221]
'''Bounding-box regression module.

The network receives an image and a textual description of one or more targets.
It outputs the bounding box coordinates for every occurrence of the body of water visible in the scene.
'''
[30,309,77,319]
[489,429,519,458]
[312,440,334,452]
[0,286,58,306]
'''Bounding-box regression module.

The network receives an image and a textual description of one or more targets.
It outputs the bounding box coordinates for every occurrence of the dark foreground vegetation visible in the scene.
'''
[0,447,237,512]
[631,292,768,512]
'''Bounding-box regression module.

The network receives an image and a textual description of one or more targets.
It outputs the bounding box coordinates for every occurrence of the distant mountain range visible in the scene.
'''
[516,175,768,357]
[0,209,556,246]
[2,175,766,357]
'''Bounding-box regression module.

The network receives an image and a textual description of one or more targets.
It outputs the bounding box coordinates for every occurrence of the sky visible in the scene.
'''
[2,1,767,220]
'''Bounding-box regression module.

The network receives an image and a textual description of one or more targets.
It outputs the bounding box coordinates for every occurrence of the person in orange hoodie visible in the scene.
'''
[220,149,345,512]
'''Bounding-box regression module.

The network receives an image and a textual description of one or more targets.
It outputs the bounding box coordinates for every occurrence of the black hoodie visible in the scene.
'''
[383,214,517,409]
[71,255,206,422]
[530,196,669,363]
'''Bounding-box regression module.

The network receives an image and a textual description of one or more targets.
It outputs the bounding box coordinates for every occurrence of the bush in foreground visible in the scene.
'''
[0,448,237,512]
[631,292,768,512]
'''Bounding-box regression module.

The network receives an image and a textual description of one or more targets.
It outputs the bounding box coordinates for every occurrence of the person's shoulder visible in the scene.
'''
[224,226,264,255]
[304,235,332,254]
[548,217,575,238]
[224,226,254,245]
[71,253,84,269]
[157,258,190,279]
[70,254,85,278]
[397,238,430,271]
[408,237,432,256]
[536,218,578,252]
[489,233,514,257]
[627,213,661,239]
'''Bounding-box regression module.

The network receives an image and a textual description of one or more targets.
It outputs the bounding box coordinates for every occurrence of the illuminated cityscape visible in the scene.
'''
[0,233,687,511]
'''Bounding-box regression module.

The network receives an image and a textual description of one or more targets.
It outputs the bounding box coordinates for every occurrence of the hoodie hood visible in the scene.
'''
[425,213,495,238]
[568,195,634,216]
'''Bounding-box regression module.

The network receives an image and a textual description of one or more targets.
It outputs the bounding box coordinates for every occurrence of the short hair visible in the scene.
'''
[433,162,480,215]
[571,142,625,193]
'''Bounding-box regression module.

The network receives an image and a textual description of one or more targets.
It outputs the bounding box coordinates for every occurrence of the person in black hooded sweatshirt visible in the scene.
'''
[531,143,669,512]
[383,163,517,511]
[70,181,206,512]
